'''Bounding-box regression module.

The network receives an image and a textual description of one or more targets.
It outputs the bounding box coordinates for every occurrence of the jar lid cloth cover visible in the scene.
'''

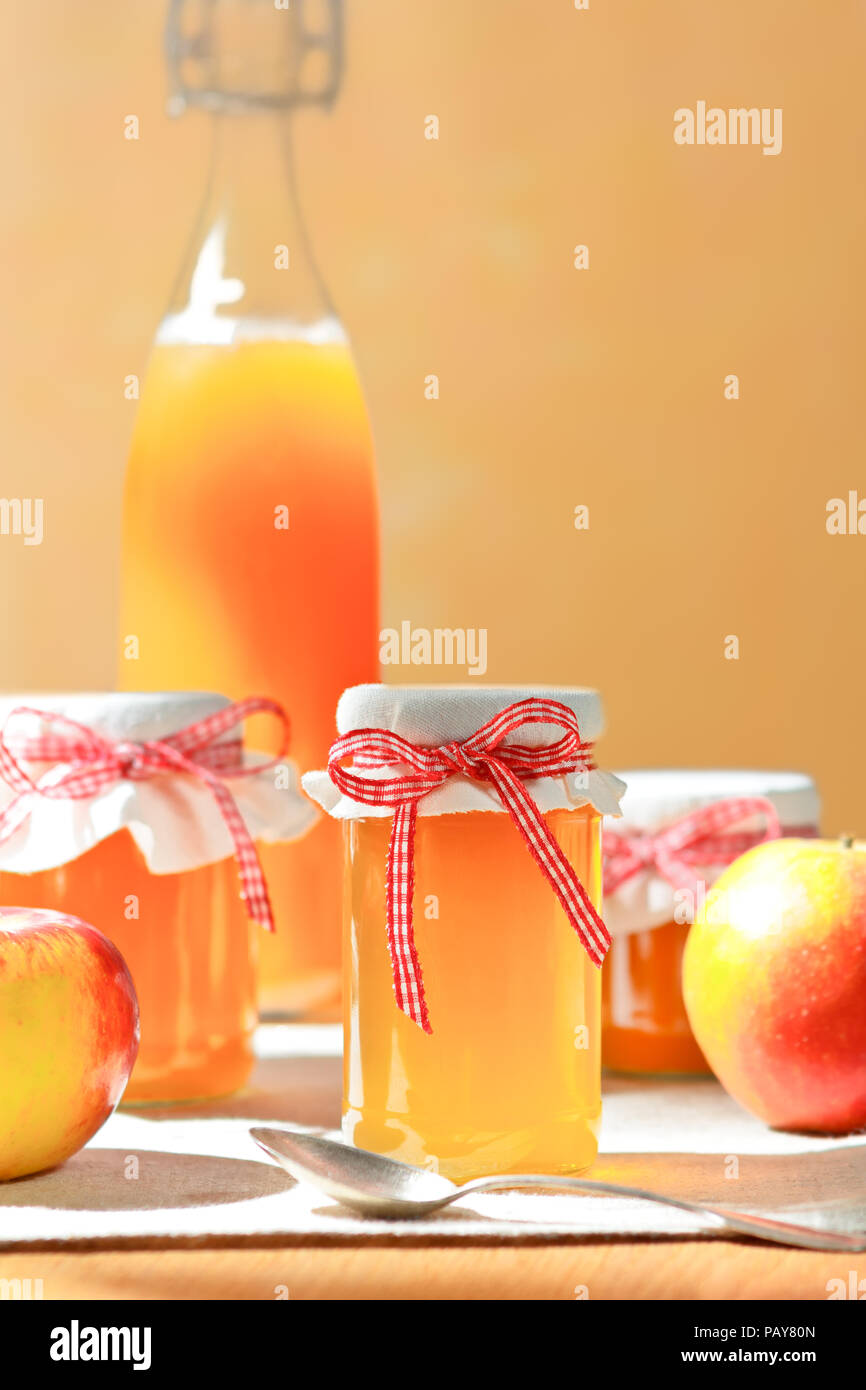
[0,693,316,891]
[303,684,625,820]
[603,768,820,938]
[304,685,625,1032]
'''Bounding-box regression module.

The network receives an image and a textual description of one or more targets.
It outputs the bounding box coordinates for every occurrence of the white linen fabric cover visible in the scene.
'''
[0,691,315,875]
[302,684,626,820]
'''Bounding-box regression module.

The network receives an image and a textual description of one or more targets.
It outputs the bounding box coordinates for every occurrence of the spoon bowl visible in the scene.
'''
[251,1127,458,1216]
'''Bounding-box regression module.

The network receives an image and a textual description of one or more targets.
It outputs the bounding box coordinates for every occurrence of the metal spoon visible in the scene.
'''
[250,1126,866,1251]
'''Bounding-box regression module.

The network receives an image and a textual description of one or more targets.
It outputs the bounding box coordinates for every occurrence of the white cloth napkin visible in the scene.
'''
[1,1025,863,1248]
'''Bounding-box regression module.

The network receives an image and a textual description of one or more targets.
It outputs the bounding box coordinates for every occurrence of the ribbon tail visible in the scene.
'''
[487,759,610,967]
[0,792,34,847]
[205,777,276,933]
[151,744,276,934]
[385,801,431,1033]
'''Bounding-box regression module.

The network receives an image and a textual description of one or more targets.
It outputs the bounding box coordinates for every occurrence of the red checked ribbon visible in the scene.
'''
[603,795,789,896]
[327,697,608,1033]
[0,697,289,932]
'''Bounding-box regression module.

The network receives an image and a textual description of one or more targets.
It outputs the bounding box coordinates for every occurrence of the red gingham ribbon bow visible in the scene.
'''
[0,697,289,933]
[328,697,608,1033]
[603,796,785,896]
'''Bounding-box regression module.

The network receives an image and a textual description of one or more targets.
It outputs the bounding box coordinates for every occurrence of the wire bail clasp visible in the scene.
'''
[165,0,344,115]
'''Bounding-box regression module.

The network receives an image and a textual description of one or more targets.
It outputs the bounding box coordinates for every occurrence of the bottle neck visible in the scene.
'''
[161,108,340,346]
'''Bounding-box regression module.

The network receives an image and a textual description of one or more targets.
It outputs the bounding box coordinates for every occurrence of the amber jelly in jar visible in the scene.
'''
[0,693,314,1103]
[304,685,624,1182]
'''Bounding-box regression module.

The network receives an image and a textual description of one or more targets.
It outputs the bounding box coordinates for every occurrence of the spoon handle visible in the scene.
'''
[452,1174,866,1252]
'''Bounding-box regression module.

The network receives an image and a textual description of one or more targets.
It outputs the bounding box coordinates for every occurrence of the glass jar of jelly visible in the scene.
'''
[304,685,624,1182]
[0,693,314,1103]
[602,770,820,1077]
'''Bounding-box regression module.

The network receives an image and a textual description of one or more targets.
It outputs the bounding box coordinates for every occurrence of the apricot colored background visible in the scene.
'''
[1,1,864,830]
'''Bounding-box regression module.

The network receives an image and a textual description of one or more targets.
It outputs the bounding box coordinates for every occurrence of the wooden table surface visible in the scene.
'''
[0,1240,857,1300]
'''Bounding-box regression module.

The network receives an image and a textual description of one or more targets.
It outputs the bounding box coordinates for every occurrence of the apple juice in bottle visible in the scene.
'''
[119,0,379,1016]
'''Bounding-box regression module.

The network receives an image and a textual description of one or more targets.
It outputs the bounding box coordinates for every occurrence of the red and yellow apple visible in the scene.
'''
[683,837,866,1134]
[0,907,139,1180]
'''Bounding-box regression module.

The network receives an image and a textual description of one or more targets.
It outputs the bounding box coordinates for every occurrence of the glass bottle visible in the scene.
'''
[119,0,380,1017]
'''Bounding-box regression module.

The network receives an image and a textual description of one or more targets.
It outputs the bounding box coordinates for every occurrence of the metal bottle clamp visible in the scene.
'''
[165,0,344,114]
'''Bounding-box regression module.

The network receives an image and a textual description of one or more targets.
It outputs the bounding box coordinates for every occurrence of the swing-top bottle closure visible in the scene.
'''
[158,0,345,346]
[165,0,344,115]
